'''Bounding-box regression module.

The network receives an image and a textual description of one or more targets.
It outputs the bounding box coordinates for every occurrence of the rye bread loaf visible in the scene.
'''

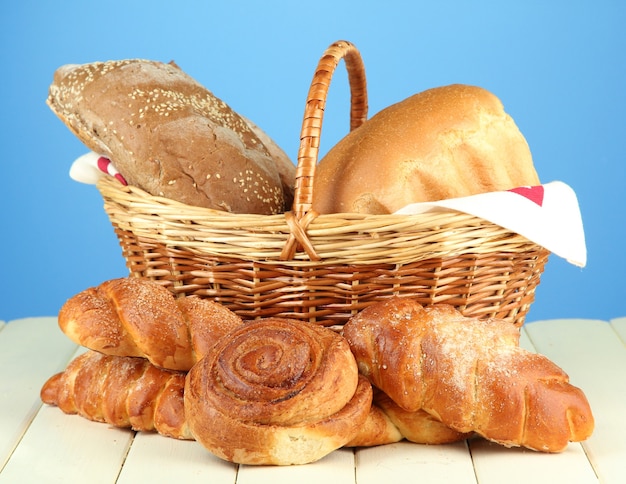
[48,59,293,214]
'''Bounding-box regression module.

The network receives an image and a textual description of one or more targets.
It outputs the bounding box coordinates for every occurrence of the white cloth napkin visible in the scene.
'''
[394,181,586,267]
[69,152,127,185]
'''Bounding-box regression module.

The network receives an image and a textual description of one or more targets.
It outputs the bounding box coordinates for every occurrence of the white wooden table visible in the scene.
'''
[1,316,624,483]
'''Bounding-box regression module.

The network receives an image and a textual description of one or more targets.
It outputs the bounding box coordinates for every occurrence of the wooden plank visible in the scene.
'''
[236,448,355,484]
[470,439,597,484]
[0,317,79,471]
[116,433,237,484]
[610,317,626,344]
[0,404,134,483]
[525,319,626,484]
[355,441,476,484]
[1,317,622,482]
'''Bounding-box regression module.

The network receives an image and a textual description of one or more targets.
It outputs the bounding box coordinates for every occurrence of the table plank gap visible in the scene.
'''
[355,440,477,484]
[116,432,238,484]
[0,406,134,484]
[609,317,626,345]
[470,439,597,483]
[519,326,537,352]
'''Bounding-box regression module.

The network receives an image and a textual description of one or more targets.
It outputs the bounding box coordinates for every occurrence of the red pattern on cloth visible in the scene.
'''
[96,156,127,185]
[508,185,544,206]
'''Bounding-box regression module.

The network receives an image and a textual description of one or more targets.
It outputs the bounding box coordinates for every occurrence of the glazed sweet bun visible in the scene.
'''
[311,84,540,214]
[184,318,372,465]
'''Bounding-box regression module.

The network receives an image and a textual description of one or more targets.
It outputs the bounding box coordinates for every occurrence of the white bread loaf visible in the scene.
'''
[312,84,540,214]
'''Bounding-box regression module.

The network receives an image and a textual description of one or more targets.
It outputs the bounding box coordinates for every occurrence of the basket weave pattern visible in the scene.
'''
[97,41,549,327]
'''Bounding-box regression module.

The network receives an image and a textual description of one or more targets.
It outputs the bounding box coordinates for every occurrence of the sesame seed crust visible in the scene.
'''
[47,59,292,214]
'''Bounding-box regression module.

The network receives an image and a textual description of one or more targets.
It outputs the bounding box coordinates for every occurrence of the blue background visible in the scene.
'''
[1,0,624,323]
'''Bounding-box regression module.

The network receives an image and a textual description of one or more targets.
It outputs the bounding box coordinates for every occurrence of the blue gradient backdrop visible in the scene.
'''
[1,0,624,322]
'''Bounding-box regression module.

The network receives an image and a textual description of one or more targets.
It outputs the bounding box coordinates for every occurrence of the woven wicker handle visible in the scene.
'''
[292,40,368,218]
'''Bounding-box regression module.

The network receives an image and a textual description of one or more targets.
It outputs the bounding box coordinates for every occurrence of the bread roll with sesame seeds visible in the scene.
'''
[47,59,292,214]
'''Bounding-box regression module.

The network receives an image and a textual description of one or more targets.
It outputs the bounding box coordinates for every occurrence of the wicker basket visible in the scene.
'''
[97,40,549,328]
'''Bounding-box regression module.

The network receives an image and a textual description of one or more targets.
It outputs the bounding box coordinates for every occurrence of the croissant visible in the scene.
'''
[184,317,373,465]
[343,298,594,452]
[346,388,470,447]
[40,350,192,439]
[58,277,244,371]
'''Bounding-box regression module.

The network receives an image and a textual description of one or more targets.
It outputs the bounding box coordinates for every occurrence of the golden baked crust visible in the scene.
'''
[58,277,244,371]
[346,388,469,447]
[312,84,540,214]
[343,298,594,452]
[48,59,291,214]
[40,351,192,440]
[184,318,372,465]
